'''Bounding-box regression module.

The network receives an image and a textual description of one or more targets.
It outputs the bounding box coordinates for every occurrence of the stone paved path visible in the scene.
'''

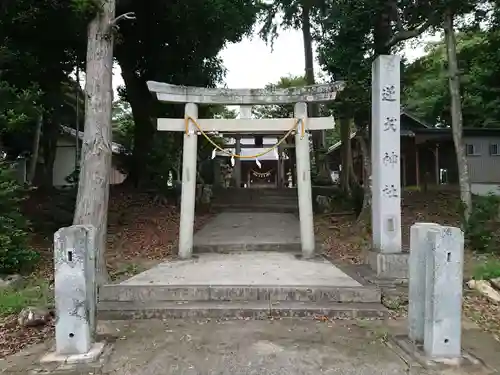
[2,319,498,374]
[193,212,301,252]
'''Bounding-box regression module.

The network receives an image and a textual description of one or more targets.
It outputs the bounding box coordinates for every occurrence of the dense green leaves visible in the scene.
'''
[0,163,38,274]
[404,29,500,128]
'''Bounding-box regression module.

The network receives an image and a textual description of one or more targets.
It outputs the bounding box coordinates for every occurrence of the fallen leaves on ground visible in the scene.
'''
[463,293,500,342]
[0,315,54,358]
[317,190,500,340]
[0,187,212,358]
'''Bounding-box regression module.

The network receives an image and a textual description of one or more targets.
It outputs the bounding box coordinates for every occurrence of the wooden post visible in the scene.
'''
[294,102,315,258]
[178,103,198,259]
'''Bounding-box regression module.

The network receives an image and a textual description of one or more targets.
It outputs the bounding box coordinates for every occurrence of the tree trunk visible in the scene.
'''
[28,113,43,183]
[73,0,115,286]
[356,132,371,227]
[41,117,58,188]
[349,139,358,185]
[119,61,155,188]
[300,1,327,180]
[339,117,352,194]
[444,10,472,221]
[373,0,392,55]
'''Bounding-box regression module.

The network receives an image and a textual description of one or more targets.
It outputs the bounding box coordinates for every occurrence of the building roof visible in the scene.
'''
[60,125,129,155]
[326,109,431,155]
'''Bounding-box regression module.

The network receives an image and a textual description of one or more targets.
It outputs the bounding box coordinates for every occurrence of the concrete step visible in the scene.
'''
[213,188,298,196]
[99,285,382,303]
[97,301,389,320]
[212,203,298,213]
[193,242,302,253]
[212,197,298,204]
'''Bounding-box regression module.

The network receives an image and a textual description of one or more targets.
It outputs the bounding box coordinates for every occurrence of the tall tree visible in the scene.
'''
[404,29,500,128]
[73,0,117,285]
[260,0,329,177]
[115,0,258,187]
[444,9,472,219]
[314,0,479,221]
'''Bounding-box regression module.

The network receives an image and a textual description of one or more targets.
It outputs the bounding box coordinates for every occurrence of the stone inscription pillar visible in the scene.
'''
[179,103,198,259]
[371,55,402,252]
[367,55,406,278]
[54,225,96,355]
[294,102,315,258]
[424,226,464,359]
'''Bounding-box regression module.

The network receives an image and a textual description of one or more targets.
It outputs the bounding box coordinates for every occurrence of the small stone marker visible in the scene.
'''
[42,225,105,364]
[408,222,440,343]
[423,225,464,359]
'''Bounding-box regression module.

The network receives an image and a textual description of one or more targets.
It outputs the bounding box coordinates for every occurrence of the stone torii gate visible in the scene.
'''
[147,81,345,259]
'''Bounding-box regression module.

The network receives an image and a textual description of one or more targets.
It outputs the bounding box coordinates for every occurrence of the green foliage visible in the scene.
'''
[473,259,500,280]
[112,99,134,151]
[0,163,39,274]
[0,279,52,316]
[462,194,500,253]
[253,75,307,119]
[404,29,500,128]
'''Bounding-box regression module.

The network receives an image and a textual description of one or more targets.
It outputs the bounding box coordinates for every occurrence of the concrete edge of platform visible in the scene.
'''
[99,284,382,303]
[97,301,390,320]
[193,242,302,253]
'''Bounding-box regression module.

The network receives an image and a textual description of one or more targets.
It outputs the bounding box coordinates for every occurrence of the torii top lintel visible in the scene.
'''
[147,81,346,105]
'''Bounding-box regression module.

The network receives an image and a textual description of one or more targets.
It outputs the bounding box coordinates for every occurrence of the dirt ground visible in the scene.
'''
[0,187,212,358]
[2,319,500,375]
[317,190,500,342]
[1,189,499,358]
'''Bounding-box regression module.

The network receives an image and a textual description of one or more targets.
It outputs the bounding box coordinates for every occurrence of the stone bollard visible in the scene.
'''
[54,225,96,355]
[423,226,464,359]
[42,225,105,364]
[408,223,440,343]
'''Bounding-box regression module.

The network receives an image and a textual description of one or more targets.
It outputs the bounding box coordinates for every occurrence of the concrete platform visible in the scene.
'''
[99,253,388,319]
[117,252,360,286]
[193,212,301,252]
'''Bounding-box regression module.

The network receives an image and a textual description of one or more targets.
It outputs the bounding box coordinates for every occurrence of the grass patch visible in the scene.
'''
[473,259,500,280]
[0,279,53,317]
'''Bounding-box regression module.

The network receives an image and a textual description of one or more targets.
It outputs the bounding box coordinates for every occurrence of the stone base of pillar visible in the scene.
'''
[40,342,107,365]
[366,250,409,279]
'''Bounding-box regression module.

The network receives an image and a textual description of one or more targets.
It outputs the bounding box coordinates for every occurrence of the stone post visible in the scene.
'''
[179,103,198,259]
[424,226,464,359]
[366,55,406,278]
[408,222,440,343]
[277,146,282,188]
[234,136,242,188]
[237,105,252,188]
[53,225,96,355]
[294,102,315,258]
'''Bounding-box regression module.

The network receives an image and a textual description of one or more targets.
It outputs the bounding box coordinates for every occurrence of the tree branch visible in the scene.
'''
[385,16,436,48]
[109,12,136,31]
